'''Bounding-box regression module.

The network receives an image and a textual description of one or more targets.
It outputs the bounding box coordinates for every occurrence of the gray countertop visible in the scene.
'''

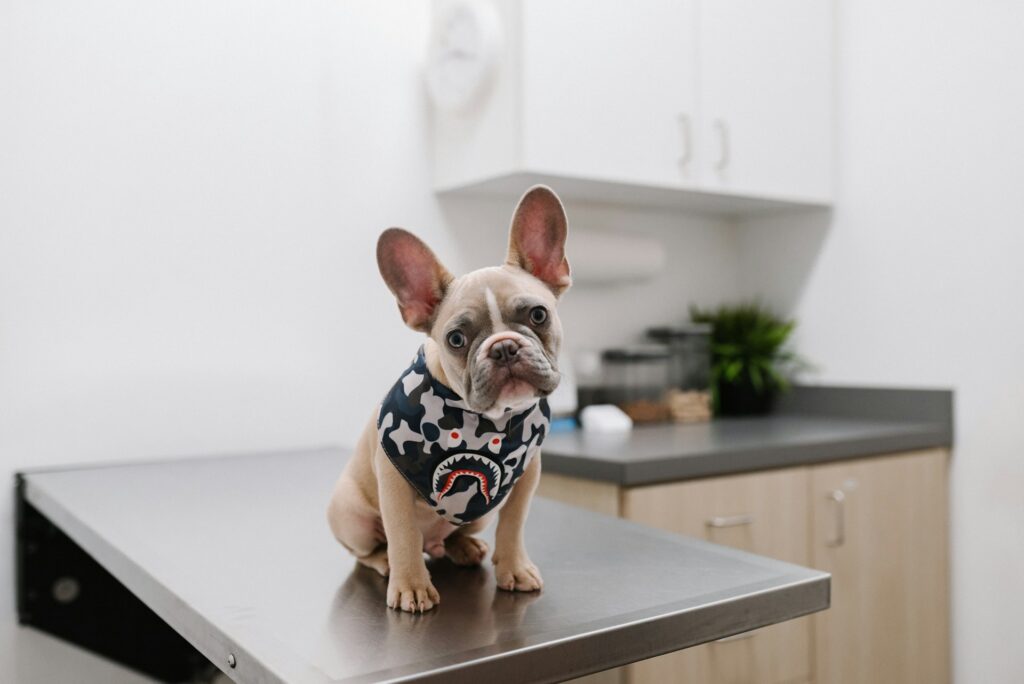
[543,386,954,486]
[20,447,829,683]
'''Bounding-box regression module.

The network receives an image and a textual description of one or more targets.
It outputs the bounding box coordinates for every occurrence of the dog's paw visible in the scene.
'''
[386,571,440,612]
[445,534,489,566]
[494,556,543,592]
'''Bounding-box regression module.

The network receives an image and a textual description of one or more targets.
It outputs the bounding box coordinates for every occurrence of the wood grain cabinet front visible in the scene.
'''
[545,447,951,684]
[621,468,812,684]
[810,449,950,684]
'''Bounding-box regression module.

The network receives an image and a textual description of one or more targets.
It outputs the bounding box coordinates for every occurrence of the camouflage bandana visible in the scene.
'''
[377,346,550,525]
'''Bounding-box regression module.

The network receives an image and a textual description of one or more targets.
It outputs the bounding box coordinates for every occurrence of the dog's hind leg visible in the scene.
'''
[445,534,489,566]
[327,473,385,559]
[356,545,390,577]
[444,515,493,566]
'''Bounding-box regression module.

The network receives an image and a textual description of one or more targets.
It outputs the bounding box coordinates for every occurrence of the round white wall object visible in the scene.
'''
[425,1,503,112]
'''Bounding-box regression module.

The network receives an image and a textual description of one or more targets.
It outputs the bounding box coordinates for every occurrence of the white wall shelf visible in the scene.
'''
[437,169,832,217]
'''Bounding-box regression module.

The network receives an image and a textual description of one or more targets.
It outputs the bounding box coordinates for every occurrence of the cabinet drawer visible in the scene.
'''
[621,467,810,564]
[621,467,812,684]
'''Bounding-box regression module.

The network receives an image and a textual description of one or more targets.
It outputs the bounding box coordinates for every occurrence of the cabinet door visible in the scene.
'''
[697,0,833,202]
[621,468,812,684]
[811,450,950,684]
[522,0,699,188]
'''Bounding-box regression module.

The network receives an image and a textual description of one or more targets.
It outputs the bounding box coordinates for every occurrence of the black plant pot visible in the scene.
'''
[717,379,778,416]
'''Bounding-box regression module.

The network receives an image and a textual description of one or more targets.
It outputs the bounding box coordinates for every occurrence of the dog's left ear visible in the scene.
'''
[506,185,572,296]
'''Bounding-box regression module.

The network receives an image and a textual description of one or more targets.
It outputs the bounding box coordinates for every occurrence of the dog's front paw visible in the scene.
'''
[494,555,543,592]
[386,570,440,612]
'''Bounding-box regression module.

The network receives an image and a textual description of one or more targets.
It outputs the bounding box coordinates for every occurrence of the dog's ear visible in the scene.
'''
[377,228,454,332]
[506,185,572,296]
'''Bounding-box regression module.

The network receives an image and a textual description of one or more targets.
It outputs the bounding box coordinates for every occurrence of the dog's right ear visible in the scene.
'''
[377,228,453,332]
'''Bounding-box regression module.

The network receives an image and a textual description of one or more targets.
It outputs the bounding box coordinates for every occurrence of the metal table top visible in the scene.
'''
[21,447,829,683]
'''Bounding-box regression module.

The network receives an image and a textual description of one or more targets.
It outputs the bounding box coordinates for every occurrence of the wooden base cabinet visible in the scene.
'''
[622,469,813,684]
[810,450,950,684]
[543,448,950,684]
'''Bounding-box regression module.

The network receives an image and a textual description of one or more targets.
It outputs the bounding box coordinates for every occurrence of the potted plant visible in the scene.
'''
[689,302,804,416]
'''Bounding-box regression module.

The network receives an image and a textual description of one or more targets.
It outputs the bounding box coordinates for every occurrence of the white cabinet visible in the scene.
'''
[431,0,833,213]
[521,0,699,190]
[698,0,834,203]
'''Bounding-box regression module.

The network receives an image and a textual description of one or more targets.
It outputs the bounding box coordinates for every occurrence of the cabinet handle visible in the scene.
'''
[677,113,693,168]
[826,489,846,547]
[705,513,754,528]
[713,118,730,171]
[714,630,756,644]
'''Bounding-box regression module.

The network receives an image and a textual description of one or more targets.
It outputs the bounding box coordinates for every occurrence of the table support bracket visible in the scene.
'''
[15,475,216,683]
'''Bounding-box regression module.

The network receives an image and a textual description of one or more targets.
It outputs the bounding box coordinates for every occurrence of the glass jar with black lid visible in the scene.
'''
[647,324,713,423]
[601,345,672,423]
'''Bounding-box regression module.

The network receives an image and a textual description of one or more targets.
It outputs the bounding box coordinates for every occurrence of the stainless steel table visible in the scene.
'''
[16,447,829,683]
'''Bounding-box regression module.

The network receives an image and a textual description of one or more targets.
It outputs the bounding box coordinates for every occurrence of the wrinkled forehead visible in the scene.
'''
[433,265,557,332]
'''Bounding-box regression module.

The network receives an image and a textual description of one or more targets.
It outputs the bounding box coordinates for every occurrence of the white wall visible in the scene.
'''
[0,2,738,681]
[738,1,1024,681]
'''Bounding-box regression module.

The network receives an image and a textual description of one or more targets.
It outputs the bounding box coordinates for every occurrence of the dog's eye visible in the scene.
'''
[529,306,548,325]
[447,330,467,349]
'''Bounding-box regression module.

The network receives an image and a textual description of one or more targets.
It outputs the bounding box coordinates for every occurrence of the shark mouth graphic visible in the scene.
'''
[432,453,502,505]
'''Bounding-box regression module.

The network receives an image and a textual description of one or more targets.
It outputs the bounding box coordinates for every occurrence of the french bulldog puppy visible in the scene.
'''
[327,186,571,613]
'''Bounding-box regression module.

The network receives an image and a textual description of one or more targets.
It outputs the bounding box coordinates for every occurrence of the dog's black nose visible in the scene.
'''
[489,339,520,363]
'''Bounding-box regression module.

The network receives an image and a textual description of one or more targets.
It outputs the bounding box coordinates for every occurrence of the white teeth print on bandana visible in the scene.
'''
[377,346,550,525]
[431,453,503,504]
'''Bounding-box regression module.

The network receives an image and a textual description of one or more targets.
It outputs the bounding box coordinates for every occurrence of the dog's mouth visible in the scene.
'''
[475,362,559,408]
[491,364,542,390]
[431,453,502,504]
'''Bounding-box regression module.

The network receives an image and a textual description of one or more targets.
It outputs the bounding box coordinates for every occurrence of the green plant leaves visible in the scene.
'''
[689,301,805,395]
[749,363,765,392]
[724,359,744,382]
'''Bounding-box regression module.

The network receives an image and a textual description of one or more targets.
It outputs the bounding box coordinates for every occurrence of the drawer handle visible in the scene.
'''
[705,513,754,529]
[714,630,756,644]
[826,489,846,547]
[677,113,693,168]
[713,118,731,171]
